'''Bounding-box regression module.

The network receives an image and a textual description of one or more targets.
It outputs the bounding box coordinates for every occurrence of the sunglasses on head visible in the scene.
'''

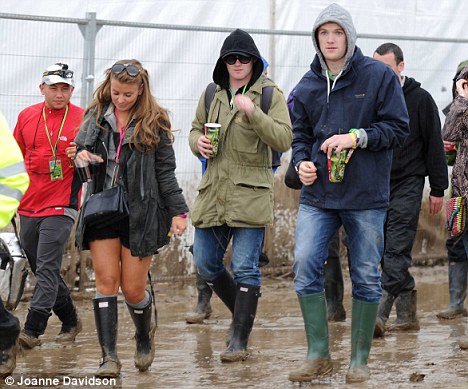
[111,63,141,77]
[224,54,252,65]
[42,63,74,79]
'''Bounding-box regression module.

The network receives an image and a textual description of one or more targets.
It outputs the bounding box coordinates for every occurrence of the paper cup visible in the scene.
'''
[328,150,348,183]
[204,123,221,157]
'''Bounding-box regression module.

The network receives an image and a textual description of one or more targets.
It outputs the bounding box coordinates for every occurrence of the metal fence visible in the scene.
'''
[1,12,465,282]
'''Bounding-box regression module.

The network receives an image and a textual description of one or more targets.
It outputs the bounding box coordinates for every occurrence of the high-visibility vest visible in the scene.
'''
[0,112,29,228]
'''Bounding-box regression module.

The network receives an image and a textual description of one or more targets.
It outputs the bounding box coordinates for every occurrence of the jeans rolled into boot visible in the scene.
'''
[220,284,260,363]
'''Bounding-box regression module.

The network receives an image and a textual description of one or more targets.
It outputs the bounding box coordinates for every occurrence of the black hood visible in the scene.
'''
[402,77,421,95]
[213,29,263,90]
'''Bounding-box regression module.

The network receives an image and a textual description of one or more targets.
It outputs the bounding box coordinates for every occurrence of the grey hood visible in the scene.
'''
[312,3,357,75]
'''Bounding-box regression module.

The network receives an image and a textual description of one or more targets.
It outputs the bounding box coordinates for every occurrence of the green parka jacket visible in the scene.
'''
[189,75,292,228]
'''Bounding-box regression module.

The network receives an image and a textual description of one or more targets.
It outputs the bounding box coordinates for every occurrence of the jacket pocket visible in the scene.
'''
[190,176,213,225]
[228,176,273,225]
[231,118,259,154]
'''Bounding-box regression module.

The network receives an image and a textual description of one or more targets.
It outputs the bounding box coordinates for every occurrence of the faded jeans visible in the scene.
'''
[193,225,264,286]
[293,204,385,303]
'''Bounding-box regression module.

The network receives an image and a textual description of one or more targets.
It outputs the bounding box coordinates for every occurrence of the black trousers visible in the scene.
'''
[19,215,74,315]
[446,234,468,263]
[381,175,425,296]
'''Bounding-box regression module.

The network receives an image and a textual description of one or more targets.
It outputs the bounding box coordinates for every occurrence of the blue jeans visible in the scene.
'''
[193,225,264,286]
[293,204,385,303]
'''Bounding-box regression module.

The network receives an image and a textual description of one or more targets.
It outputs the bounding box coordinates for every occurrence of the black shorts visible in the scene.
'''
[83,216,130,249]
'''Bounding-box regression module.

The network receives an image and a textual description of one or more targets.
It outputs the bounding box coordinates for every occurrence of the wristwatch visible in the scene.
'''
[294,160,303,172]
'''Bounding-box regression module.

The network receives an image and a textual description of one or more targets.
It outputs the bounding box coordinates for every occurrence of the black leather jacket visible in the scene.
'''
[75,109,189,257]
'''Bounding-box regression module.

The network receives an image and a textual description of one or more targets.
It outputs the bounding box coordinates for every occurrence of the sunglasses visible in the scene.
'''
[42,63,74,79]
[111,63,141,77]
[224,54,252,65]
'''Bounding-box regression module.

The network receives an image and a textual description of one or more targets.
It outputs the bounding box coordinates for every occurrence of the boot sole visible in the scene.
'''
[387,323,420,331]
[220,350,249,363]
[96,359,121,378]
[346,366,369,383]
[18,334,41,350]
[436,309,468,320]
[288,360,333,382]
[135,325,156,372]
[56,320,83,343]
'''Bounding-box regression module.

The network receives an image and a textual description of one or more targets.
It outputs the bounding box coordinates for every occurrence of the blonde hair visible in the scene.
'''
[87,59,172,150]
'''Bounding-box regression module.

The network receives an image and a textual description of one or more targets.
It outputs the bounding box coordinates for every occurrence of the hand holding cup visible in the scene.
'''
[75,150,104,183]
[198,123,221,158]
[65,142,77,167]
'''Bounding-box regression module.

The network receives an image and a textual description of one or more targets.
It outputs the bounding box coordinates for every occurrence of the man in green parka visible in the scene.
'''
[189,28,292,363]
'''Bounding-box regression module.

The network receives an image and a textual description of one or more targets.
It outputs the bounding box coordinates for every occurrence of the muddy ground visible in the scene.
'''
[5,265,468,389]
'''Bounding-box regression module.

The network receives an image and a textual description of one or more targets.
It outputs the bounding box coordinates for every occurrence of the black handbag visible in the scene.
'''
[83,185,129,228]
[284,159,302,190]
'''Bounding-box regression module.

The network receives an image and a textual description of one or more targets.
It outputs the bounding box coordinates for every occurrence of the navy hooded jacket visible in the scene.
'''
[291,4,409,210]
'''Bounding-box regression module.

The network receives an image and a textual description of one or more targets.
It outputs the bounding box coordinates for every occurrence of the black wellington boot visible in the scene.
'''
[206,270,237,345]
[206,270,236,314]
[93,297,121,378]
[126,294,156,372]
[18,309,50,350]
[53,295,82,342]
[437,260,468,320]
[373,289,396,338]
[185,272,213,324]
[324,234,346,322]
[220,284,261,363]
[387,290,420,332]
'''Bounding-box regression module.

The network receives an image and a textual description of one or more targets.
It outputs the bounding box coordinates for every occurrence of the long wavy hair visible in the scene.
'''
[87,59,172,150]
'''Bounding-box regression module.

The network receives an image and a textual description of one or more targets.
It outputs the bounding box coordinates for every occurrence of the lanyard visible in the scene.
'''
[42,104,68,159]
[114,109,129,163]
[229,84,248,110]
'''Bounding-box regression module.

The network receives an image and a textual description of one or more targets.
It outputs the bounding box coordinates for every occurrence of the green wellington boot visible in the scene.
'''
[346,299,378,383]
[288,292,333,383]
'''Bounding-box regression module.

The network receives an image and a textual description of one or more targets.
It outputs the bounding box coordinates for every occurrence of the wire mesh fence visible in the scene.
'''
[1,12,463,285]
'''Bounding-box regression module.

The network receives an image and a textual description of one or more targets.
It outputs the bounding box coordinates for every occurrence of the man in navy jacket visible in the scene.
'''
[288,3,409,384]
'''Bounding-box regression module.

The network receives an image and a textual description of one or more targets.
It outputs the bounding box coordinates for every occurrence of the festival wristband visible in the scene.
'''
[349,128,360,148]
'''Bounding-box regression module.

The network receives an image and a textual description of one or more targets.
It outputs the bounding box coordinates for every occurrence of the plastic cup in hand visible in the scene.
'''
[89,153,103,177]
[75,158,92,183]
[204,123,221,157]
[328,149,348,183]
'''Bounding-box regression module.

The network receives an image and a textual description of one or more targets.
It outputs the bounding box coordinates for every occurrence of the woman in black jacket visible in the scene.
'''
[74,59,188,377]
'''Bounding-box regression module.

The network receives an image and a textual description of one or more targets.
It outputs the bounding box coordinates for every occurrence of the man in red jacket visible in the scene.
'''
[13,63,84,349]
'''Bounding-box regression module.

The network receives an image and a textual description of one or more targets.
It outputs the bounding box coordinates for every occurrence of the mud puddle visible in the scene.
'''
[6,265,468,388]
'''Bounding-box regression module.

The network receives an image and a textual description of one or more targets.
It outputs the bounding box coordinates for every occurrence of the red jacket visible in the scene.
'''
[13,102,84,218]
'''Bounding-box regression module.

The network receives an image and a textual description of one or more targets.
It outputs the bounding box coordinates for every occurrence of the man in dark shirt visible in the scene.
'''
[373,43,448,336]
